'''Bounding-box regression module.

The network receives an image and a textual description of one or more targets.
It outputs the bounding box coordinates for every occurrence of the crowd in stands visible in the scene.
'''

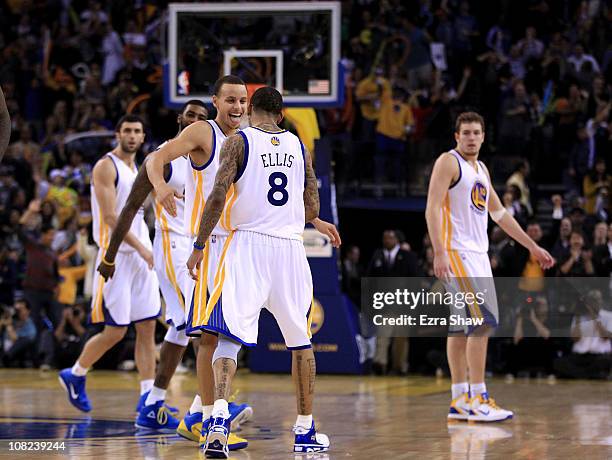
[0,0,609,378]
[332,0,611,198]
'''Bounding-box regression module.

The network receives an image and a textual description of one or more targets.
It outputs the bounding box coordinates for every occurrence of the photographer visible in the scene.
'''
[0,299,37,367]
[39,301,87,370]
[554,290,612,379]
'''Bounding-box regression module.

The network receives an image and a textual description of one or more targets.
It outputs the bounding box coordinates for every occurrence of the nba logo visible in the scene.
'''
[177,71,190,95]
[470,181,487,212]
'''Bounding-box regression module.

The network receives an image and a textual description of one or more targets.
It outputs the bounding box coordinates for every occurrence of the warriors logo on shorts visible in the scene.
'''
[470,181,487,213]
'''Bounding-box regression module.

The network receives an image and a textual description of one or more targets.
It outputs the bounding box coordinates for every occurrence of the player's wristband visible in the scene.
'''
[102,256,115,266]
[193,241,205,251]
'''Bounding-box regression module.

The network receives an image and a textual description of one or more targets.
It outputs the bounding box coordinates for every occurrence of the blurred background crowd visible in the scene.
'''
[0,0,609,379]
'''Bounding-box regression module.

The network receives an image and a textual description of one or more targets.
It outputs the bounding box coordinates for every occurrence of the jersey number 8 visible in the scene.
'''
[267,172,289,206]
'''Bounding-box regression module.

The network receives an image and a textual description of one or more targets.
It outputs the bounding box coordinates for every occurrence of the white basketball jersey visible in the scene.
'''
[442,150,489,253]
[91,152,151,253]
[153,141,187,236]
[227,126,306,240]
[184,120,232,238]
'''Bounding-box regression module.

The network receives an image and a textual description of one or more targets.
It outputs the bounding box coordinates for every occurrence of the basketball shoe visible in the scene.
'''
[293,421,330,453]
[58,368,91,412]
[448,392,471,421]
[468,392,513,422]
[228,401,253,429]
[177,410,203,442]
[136,391,179,415]
[135,400,181,432]
[203,416,232,458]
[199,417,248,453]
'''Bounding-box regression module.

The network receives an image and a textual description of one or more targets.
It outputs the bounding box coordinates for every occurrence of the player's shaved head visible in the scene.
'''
[250,86,283,116]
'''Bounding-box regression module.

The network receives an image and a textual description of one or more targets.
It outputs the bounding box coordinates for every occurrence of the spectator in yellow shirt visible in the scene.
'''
[46,169,78,225]
[374,85,415,196]
[355,67,390,139]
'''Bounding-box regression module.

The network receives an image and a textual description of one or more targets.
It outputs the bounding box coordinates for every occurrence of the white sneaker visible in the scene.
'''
[468,393,513,422]
[448,392,471,420]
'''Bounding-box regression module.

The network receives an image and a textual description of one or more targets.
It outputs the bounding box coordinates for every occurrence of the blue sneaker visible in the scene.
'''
[199,417,248,451]
[177,410,203,442]
[135,400,181,433]
[58,368,91,413]
[293,421,330,453]
[228,401,253,429]
[136,391,179,415]
[203,416,231,458]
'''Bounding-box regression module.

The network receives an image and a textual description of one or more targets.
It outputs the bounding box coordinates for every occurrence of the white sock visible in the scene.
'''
[212,399,229,419]
[144,386,166,406]
[202,404,214,421]
[140,379,154,395]
[295,414,313,430]
[71,362,88,377]
[470,382,487,397]
[190,395,202,414]
[451,382,469,399]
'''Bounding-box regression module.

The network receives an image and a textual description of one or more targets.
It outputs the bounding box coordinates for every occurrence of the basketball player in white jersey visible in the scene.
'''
[98,100,209,432]
[179,86,337,458]
[144,75,255,450]
[98,82,251,449]
[59,115,160,412]
[425,111,554,422]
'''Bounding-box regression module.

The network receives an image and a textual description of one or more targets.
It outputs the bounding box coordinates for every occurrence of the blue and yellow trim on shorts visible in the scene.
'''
[185,231,257,346]
[155,203,186,313]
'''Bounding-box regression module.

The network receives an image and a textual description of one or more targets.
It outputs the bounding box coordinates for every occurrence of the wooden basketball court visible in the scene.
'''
[0,369,610,459]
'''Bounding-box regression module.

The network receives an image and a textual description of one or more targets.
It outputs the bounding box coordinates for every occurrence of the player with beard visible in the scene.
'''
[59,115,161,413]
[143,75,340,452]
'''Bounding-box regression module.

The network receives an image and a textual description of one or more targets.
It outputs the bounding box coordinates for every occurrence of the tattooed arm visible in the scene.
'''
[0,85,11,162]
[301,147,342,246]
[186,134,244,280]
[196,134,244,248]
[303,147,320,223]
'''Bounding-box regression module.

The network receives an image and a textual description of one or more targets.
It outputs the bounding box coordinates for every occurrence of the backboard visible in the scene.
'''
[165,2,342,108]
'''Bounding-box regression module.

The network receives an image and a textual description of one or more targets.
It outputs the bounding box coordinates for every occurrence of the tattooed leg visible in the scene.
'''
[211,335,241,401]
[292,348,316,415]
[213,358,237,401]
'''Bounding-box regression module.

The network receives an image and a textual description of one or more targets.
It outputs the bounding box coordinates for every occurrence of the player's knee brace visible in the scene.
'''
[212,335,242,365]
[164,326,190,347]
